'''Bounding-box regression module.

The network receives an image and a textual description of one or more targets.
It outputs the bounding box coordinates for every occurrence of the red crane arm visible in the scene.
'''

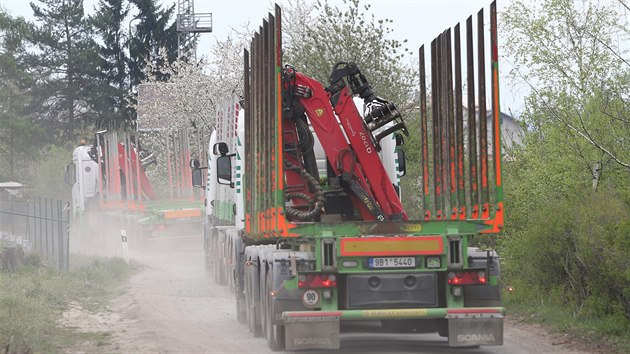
[287,69,407,221]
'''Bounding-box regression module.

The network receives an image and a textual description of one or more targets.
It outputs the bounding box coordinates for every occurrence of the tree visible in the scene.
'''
[128,0,178,89]
[284,0,416,115]
[131,26,249,194]
[500,0,630,323]
[137,54,211,132]
[135,28,250,131]
[90,0,130,128]
[281,0,317,56]
[503,0,630,179]
[26,0,101,139]
[0,8,44,180]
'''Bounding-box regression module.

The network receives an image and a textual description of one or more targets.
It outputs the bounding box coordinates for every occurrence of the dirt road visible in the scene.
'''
[63,240,596,354]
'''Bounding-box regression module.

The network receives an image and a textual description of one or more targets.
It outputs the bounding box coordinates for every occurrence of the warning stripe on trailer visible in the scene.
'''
[162,209,203,219]
[340,236,443,256]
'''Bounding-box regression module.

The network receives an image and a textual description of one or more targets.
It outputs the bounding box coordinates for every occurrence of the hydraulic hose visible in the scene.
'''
[285,167,326,221]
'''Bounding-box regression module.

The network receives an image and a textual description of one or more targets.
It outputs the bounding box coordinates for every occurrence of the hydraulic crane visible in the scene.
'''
[282,63,408,222]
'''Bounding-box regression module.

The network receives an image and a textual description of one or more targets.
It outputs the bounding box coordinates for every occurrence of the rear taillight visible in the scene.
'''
[447,270,486,285]
[298,274,337,288]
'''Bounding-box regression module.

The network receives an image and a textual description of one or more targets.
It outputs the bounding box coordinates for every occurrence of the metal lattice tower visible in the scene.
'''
[176,0,212,60]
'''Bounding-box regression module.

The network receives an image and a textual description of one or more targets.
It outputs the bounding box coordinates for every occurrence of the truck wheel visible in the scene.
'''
[236,297,247,324]
[228,261,235,291]
[259,266,268,338]
[203,230,213,275]
[213,238,227,285]
[245,264,263,337]
[215,261,227,285]
[236,282,246,324]
[265,271,285,351]
[436,319,448,337]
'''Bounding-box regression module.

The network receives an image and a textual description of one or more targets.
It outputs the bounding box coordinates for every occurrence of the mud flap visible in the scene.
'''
[284,315,340,351]
[447,313,503,347]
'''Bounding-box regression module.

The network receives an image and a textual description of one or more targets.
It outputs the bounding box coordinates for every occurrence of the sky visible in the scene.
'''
[1,0,524,113]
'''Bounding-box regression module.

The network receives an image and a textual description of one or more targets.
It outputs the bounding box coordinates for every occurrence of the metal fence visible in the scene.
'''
[0,194,69,270]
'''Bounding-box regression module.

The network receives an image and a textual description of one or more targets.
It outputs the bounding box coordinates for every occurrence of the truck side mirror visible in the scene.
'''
[397,149,406,177]
[192,168,204,188]
[217,155,234,188]
[190,158,206,188]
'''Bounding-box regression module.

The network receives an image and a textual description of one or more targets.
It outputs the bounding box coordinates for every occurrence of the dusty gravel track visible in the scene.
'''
[64,239,598,354]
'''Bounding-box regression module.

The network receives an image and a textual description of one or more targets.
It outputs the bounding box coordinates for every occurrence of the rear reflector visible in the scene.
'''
[340,236,443,256]
[447,308,502,315]
[163,209,202,219]
[285,311,342,318]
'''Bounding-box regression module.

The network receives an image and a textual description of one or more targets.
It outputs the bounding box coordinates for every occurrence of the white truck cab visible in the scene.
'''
[65,144,99,213]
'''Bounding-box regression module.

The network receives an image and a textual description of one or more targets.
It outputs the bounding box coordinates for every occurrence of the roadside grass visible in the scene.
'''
[505,295,630,353]
[0,254,134,353]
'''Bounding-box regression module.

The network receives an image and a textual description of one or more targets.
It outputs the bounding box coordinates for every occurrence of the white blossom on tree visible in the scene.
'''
[130,33,249,197]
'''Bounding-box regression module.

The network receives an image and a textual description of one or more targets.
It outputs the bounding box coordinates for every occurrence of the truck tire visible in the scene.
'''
[226,239,235,291]
[436,319,448,337]
[246,264,263,337]
[259,263,268,339]
[203,228,213,275]
[265,271,285,351]
[215,261,227,285]
[235,252,246,324]
[236,288,246,324]
[213,237,227,285]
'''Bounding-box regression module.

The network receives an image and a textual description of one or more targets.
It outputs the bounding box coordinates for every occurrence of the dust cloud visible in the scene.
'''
[65,212,273,353]
[69,210,202,259]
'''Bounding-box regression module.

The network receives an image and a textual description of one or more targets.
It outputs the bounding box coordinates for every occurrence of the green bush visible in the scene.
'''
[501,184,630,345]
